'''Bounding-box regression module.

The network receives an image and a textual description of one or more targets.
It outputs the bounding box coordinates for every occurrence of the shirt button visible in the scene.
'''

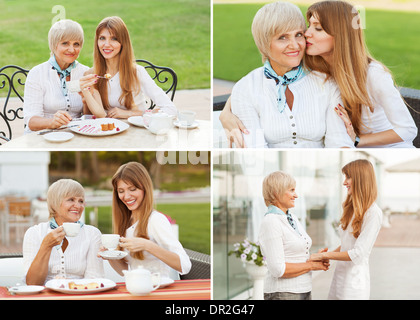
[292,123,295,127]
[290,115,293,119]
[293,132,296,135]
[294,141,297,145]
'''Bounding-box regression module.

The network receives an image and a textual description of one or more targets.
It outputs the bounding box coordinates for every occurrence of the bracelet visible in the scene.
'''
[354,136,360,147]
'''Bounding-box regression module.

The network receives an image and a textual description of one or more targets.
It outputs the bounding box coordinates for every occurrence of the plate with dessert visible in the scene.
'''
[70,118,129,136]
[45,278,116,294]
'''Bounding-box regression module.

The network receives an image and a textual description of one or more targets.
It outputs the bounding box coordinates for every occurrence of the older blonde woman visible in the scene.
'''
[259,171,329,300]
[218,1,353,148]
[23,19,98,133]
[23,179,103,285]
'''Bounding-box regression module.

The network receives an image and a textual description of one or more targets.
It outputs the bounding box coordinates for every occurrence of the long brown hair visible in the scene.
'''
[93,16,140,110]
[340,159,377,238]
[111,162,154,260]
[305,1,377,136]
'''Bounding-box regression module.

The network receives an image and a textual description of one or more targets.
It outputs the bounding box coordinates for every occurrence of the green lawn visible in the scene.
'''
[214,3,420,89]
[86,202,210,255]
[0,0,210,89]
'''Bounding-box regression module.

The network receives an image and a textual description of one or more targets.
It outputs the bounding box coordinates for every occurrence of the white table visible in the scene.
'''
[1,120,211,150]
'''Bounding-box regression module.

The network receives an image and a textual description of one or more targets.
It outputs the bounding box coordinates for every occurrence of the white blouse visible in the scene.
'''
[23,61,89,133]
[362,62,417,148]
[107,65,177,116]
[231,67,354,148]
[22,222,104,284]
[258,212,313,294]
[328,203,383,300]
[124,211,191,279]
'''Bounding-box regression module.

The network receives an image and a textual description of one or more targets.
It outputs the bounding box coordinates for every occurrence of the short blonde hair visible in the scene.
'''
[252,1,306,62]
[47,179,85,218]
[48,19,84,55]
[262,171,296,206]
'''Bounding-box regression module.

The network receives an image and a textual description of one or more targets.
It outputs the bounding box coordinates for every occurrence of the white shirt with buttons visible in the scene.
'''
[231,67,354,148]
[23,61,89,134]
[22,222,104,284]
[258,212,313,294]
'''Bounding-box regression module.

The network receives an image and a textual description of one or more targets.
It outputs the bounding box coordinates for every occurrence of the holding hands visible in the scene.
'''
[309,247,330,271]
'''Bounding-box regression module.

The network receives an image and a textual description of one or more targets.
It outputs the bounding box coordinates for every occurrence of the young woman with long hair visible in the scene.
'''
[81,16,177,119]
[219,0,417,148]
[310,159,383,299]
[305,0,417,148]
[103,162,191,279]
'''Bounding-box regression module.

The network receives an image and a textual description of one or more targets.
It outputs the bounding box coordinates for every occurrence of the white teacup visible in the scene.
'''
[178,111,196,126]
[101,234,120,251]
[62,223,80,237]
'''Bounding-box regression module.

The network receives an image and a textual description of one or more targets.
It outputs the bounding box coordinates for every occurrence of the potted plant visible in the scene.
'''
[228,239,267,300]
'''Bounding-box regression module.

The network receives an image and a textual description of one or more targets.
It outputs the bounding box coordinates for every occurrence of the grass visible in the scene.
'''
[214,3,420,89]
[85,202,210,255]
[0,0,210,89]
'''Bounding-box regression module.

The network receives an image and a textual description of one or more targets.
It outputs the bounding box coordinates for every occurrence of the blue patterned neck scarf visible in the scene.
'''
[48,55,76,96]
[263,60,307,113]
[265,205,300,234]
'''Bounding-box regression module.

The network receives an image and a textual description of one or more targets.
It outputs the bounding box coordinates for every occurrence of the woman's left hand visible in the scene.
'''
[107,107,132,119]
[119,236,151,253]
[335,104,356,142]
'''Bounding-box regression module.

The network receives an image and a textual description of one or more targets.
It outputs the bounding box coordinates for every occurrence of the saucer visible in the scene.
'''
[174,120,199,129]
[8,285,45,295]
[99,250,128,260]
[128,116,145,127]
[43,132,74,142]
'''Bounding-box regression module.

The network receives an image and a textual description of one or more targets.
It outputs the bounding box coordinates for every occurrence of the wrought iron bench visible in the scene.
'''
[213,88,420,148]
[0,60,177,144]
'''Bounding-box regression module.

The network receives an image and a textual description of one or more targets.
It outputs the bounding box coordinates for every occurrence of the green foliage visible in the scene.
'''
[0,0,210,89]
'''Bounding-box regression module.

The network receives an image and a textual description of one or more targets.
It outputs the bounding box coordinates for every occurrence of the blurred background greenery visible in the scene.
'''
[0,0,210,89]
[214,3,420,89]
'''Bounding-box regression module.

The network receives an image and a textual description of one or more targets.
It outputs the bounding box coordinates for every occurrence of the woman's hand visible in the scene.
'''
[335,104,356,142]
[41,226,66,249]
[119,236,151,253]
[50,110,72,129]
[79,74,98,93]
[219,97,249,148]
[107,107,133,119]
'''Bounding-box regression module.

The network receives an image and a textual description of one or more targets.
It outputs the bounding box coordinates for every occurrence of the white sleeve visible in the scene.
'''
[22,225,43,280]
[23,66,45,128]
[231,77,268,148]
[83,226,105,279]
[348,206,383,265]
[324,83,355,148]
[148,212,192,275]
[367,64,417,142]
[137,65,177,116]
[258,216,286,278]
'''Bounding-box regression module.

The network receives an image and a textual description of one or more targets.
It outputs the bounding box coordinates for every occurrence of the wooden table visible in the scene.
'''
[0,279,210,300]
[0,120,211,150]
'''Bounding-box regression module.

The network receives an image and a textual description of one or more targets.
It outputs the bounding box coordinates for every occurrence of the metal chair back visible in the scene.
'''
[0,65,29,143]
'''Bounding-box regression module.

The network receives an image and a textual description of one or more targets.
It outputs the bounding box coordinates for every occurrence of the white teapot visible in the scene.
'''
[143,111,174,135]
[123,266,161,296]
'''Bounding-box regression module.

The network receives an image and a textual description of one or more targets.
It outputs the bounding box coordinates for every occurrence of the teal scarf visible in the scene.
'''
[263,60,307,113]
[48,55,77,96]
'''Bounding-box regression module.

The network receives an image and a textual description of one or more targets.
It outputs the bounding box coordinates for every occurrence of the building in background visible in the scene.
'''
[0,151,50,198]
